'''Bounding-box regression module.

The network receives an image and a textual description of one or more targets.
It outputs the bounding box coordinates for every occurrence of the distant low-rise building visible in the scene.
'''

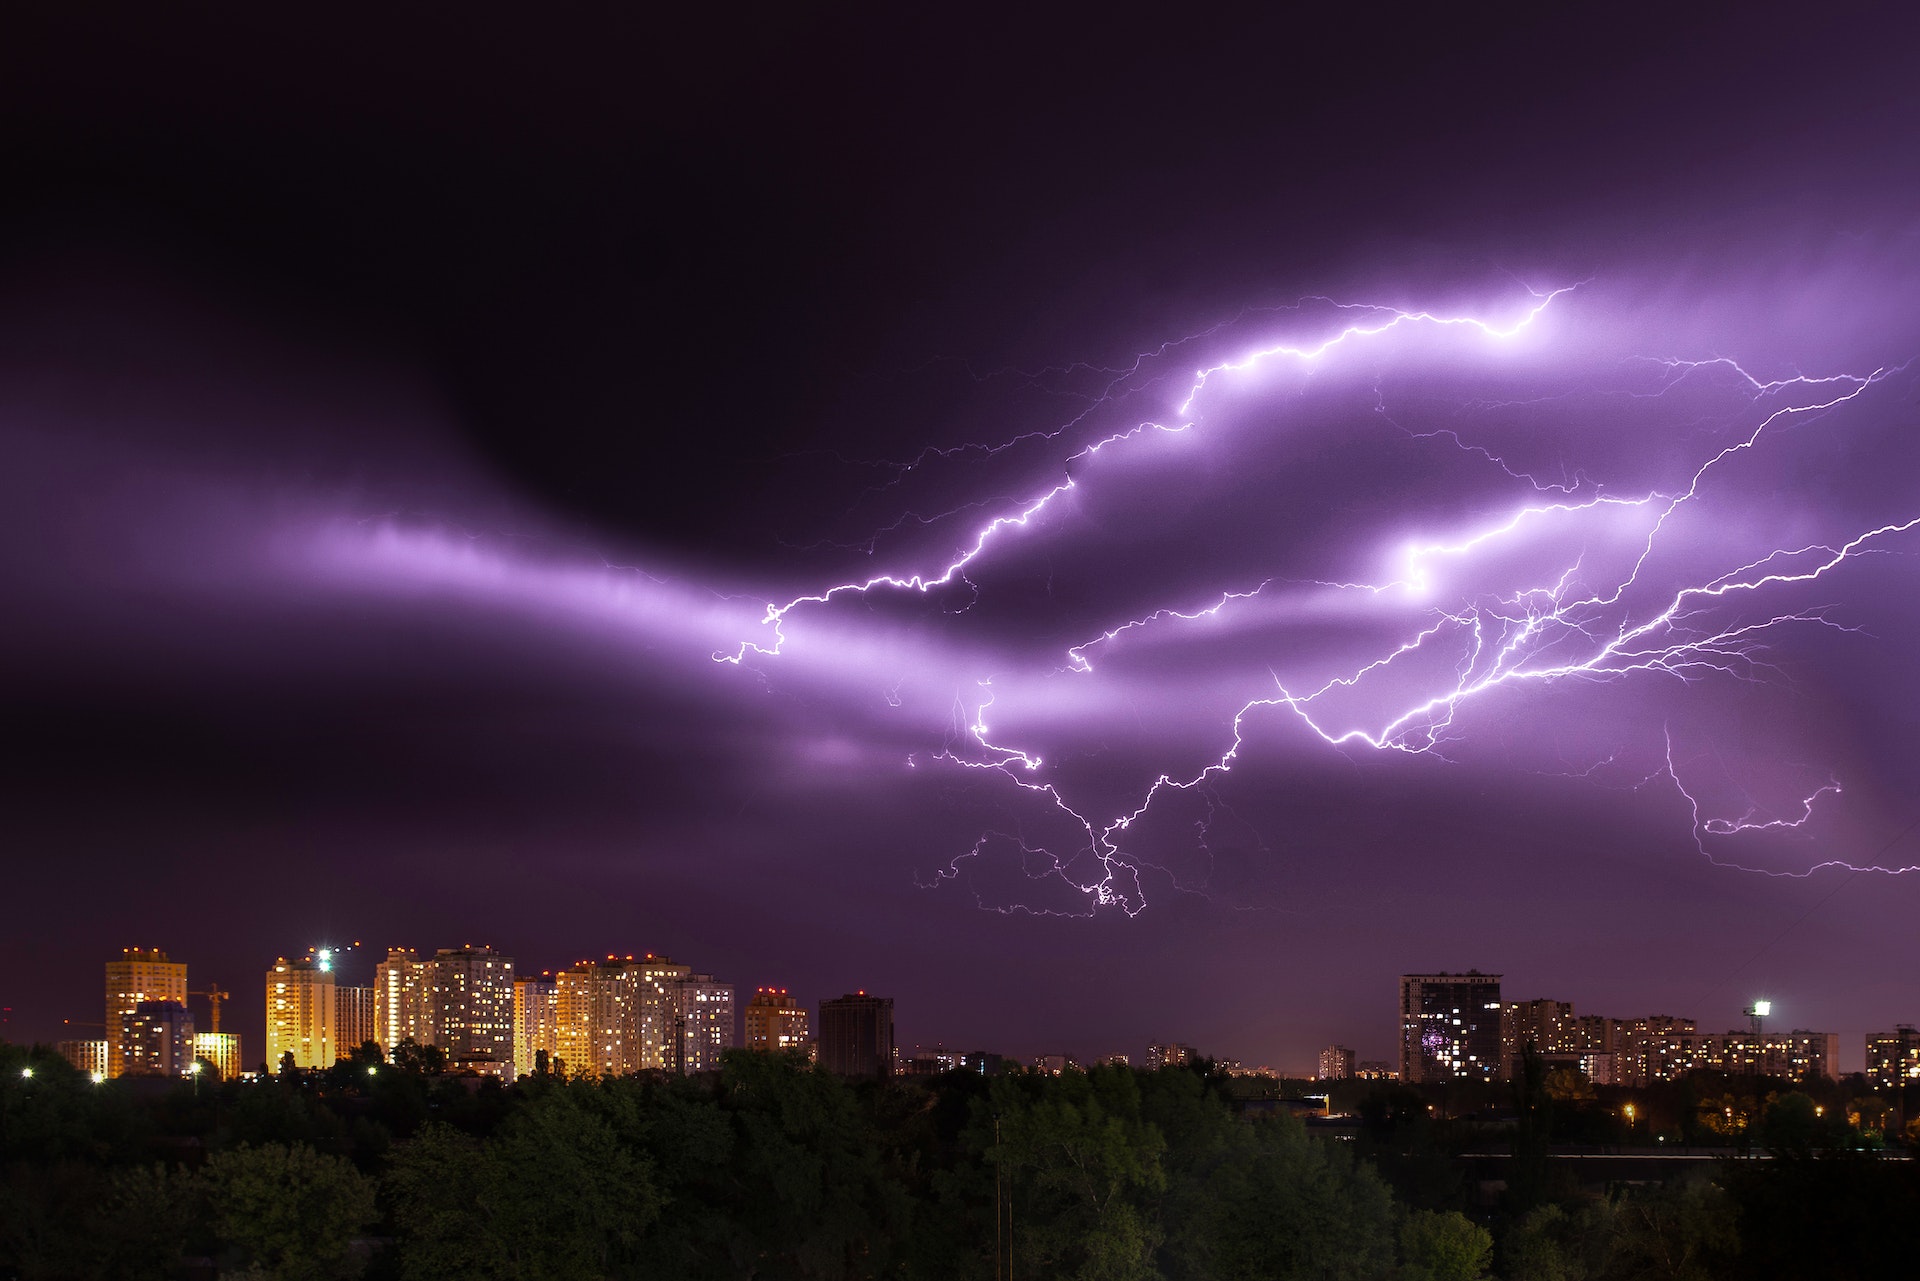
[962,1050,1005,1076]
[1145,1043,1199,1070]
[57,1039,109,1078]
[194,1032,242,1081]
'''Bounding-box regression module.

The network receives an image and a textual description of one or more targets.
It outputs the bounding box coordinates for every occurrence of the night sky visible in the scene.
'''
[5,7,1920,1074]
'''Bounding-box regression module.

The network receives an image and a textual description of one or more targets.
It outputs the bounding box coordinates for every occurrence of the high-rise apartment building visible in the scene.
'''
[1399,972,1502,1084]
[514,974,560,1077]
[266,955,336,1069]
[105,948,188,1078]
[1318,1044,1355,1080]
[744,988,810,1055]
[539,955,731,1078]
[635,958,692,1070]
[555,958,651,1077]
[425,946,515,1079]
[1612,1016,1699,1086]
[1500,999,1574,1078]
[670,974,735,1074]
[335,985,376,1055]
[375,948,431,1052]
[1867,1026,1920,1089]
[121,999,194,1076]
[818,992,894,1079]
[194,1032,243,1081]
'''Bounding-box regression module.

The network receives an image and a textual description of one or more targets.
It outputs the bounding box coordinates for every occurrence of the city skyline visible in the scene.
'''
[5,11,1920,1079]
[41,937,1914,1082]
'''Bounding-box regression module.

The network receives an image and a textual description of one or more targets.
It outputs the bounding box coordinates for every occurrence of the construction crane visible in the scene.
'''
[190,984,229,1034]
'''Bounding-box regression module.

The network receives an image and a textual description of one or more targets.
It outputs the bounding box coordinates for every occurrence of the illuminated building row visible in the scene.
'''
[513,955,738,1078]
[1394,973,1853,1085]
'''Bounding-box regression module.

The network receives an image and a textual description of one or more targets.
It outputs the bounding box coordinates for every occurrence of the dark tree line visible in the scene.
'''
[4,1040,1918,1280]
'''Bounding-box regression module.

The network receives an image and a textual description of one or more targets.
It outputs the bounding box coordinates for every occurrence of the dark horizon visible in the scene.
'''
[5,7,1920,1078]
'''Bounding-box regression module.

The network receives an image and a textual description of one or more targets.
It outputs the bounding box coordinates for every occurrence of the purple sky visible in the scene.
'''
[4,8,1920,1074]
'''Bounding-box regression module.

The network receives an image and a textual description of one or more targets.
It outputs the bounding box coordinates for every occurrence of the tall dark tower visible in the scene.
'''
[818,992,895,1079]
[1399,972,1502,1084]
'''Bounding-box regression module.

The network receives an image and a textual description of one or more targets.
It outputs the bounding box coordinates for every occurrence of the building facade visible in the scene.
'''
[425,946,516,1079]
[514,974,560,1077]
[266,955,336,1070]
[744,988,810,1055]
[193,1031,243,1081]
[1399,972,1502,1084]
[121,999,194,1076]
[104,948,188,1078]
[56,1039,109,1078]
[1612,1016,1700,1086]
[375,948,431,1053]
[1500,999,1574,1079]
[670,973,735,1074]
[1867,1026,1920,1090]
[818,993,894,1079]
[1317,1044,1355,1081]
[335,985,376,1056]
[555,959,633,1076]
[1145,1043,1199,1070]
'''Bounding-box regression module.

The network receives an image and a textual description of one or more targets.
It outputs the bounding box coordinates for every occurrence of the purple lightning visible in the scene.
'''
[695,283,1920,914]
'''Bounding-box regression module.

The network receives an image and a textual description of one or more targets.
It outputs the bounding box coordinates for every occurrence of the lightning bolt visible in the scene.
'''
[697,285,1918,910]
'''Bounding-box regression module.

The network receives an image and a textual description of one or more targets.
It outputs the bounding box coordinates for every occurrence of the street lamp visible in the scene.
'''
[189,1060,203,1098]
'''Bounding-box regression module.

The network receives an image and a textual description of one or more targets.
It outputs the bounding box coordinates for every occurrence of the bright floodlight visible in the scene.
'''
[1754,1000,1772,1017]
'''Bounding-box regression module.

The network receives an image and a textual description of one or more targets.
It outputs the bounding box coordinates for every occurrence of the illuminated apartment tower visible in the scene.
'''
[266,955,336,1069]
[636,957,692,1070]
[1867,1026,1920,1089]
[121,1000,194,1076]
[669,974,735,1074]
[375,948,431,1052]
[1500,999,1574,1079]
[514,974,560,1077]
[818,992,894,1079]
[335,985,376,1056]
[193,1032,243,1081]
[555,959,642,1076]
[425,946,516,1079]
[744,988,810,1054]
[1399,972,1502,1084]
[1318,1045,1355,1080]
[1612,1016,1699,1086]
[104,948,188,1078]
